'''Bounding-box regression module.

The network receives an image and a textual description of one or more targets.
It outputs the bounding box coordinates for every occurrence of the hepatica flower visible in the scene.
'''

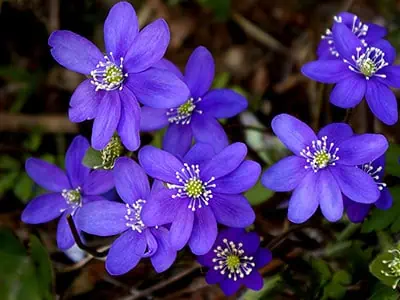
[49,1,189,151]
[21,136,114,250]
[77,158,176,275]
[302,22,399,125]
[197,228,272,296]
[318,12,386,60]
[261,114,388,223]
[138,142,259,255]
[140,46,247,156]
[344,155,393,223]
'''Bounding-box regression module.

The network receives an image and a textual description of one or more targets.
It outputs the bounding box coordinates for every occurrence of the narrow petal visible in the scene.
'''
[69,80,101,121]
[219,279,241,296]
[317,123,353,144]
[331,165,380,204]
[141,188,179,226]
[76,201,127,236]
[205,270,225,284]
[381,66,400,88]
[117,88,141,151]
[162,124,193,158]
[346,202,371,223]
[188,207,217,255]
[316,40,333,60]
[330,75,366,108]
[337,133,388,165]
[91,92,121,150]
[191,115,229,154]
[126,68,190,108]
[65,135,90,188]
[375,188,393,210]
[184,46,215,98]
[57,212,75,250]
[242,272,264,291]
[104,1,138,59]
[25,158,70,192]
[124,19,170,73]
[106,230,146,275]
[370,39,396,65]
[22,193,68,224]
[213,160,261,194]
[201,142,247,179]
[365,23,387,44]
[317,170,343,222]
[140,107,169,131]
[142,229,158,258]
[150,227,177,273]
[210,193,255,227]
[114,158,150,204]
[82,170,114,195]
[48,30,103,74]
[261,156,309,192]
[332,22,363,61]
[169,199,194,251]
[271,114,317,155]
[153,58,184,80]
[139,146,184,185]
[288,172,319,223]
[301,60,352,83]
[197,89,247,118]
[183,143,216,165]
[197,251,216,268]
[255,248,272,268]
[240,231,260,255]
[365,79,398,125]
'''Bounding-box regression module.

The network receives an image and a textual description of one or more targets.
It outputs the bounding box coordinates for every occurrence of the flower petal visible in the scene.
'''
[25,158,70,192]
[381,66,400,88]
[188,207,217,255]
[332,22,363,61]
[197,89,247,118]
[205,270,225,284]
[163,124,193,158]
[255,248,272,268]
[124,19,170,73]
[126,68,189,108]
[76,200,127,236]
[365,79,398,125]
[365,23,387,44]
[271,114,317,155]
[139,146,185,184]
[117,88,141,151]
[142,229,158,258]
[150,227,177,272]
[370,39,396,65]
[191,115,229,154]
[153,58,184,80]
[82,170,114,195]
[318,170,343,222]
[317,123,353,144]
[106,230,146,275]
[141,188,178,226]
[210,193,255,227]
[213,160,261,194]
[104,1,138,59]
[242,272,264,291]
[169,199,194,251]
[346,201,371,223]
[91,92,121,150]
[288,172,319,223]
[219,278,241,296]
[301,60,352,83]
[337,133,388,165]
[184,46,215,98]
[183,143,216,165]
[22,193,68,224]
[48,30,103,74]
[201,142,247,179]
[375,188,393,210]
[114,157,150,204]
[68,80,102,122]
[140,107,169,131]
[330,75,366,108]
[65,135,90,188]
[57,212,75,250]
[261,155,308,192]
[331,165,380,204]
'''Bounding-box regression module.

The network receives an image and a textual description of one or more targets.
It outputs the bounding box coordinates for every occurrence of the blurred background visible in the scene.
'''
[1,0,400,299]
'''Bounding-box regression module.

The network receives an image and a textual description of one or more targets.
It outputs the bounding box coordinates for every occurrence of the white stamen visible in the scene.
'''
[167,97,203,125]
[300,136,339,172]
[125,199,146,232]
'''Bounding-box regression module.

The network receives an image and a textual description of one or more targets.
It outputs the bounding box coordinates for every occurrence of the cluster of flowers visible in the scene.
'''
[21,4,397,296]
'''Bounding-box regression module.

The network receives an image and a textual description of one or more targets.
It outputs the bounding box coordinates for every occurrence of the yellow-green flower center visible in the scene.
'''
[360,59,376,77]
[178,100,196,116]
[105,64,124,85]
[300,136,339,172]
[98,135,124,170]
[90,53,127,91]
[314,152,331,169]
[185,178,204,198]
[226,255,241,270]
[62,187,82,209]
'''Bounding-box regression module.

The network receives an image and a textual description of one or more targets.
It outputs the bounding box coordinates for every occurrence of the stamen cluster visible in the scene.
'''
[361,163,387,191]
[381,249,400,289]
[62,187,82,210]
[167,97,203,125]
[345,47,388,79]
[124,199,146,232]
[300,136,339,172]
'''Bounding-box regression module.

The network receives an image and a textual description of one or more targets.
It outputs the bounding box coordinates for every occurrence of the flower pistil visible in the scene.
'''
[167,97,203,125]
[300,136,339,172]
[345,47,388,79]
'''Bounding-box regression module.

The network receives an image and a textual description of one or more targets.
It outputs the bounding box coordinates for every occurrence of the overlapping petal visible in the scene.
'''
[163,124,193,158]
[169,198,194,251]
[330,75,366,108]
[82,170,114,195]
[197,89,247,118]
[188,207,217,255]
[140,107,169,131]
[22,193,68,224]
[301,60,352,83]
[65,135,90,188]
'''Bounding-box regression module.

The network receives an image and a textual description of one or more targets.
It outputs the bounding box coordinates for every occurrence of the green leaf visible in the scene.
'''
[82,147,103,169]
[242,274,282,299]
[370,250,400,289]
[0,171,19,196]
[23,130,43,152]
[29,236,54,300]
[14,173,34,203]
[0,155,21,170]
[40,154,56,165]
[196,0,231,21]
[310,258,332,283]
[332,270,352,285]
[245,180,273,206]
[369,282,399,300]
[386,143,400,177]
[212,72,231,88]
[322,282,347,300]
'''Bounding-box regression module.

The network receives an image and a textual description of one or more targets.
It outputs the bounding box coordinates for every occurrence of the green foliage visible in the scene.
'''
[369,247,400,289]
[386,143,400,177]
[369,283,399,300]
[245,180,273,206]
[196,0,231,21]
[83,147,103,169]
[0,229,54,300]
[242,274,283,299]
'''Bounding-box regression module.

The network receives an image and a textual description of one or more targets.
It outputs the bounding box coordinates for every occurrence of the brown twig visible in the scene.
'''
[344,108,354,124]
[267,223,310,250]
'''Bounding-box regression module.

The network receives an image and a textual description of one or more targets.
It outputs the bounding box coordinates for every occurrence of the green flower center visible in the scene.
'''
[300,136,339,172]
[99,135,124,170]
[360,59,376,77]
[105,64,124,85]
[178,100,196,116]
[226,255,241,270]
[90,53,127,91]
[62,187,82,208]
[167,98,203,125]
[185,178,204,198]
[314,152,331,169]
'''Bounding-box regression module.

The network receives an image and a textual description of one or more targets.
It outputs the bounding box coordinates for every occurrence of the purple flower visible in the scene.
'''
[197,228,272,296]
[317,12,386,60]
[49,1,190,151]
[77,158,176,275]
[344,155,393,223]
[21,136,114,250]
[302,22,399,125]
[138,142,259,255]
[261,114,388,223]
[140,46,248,156]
